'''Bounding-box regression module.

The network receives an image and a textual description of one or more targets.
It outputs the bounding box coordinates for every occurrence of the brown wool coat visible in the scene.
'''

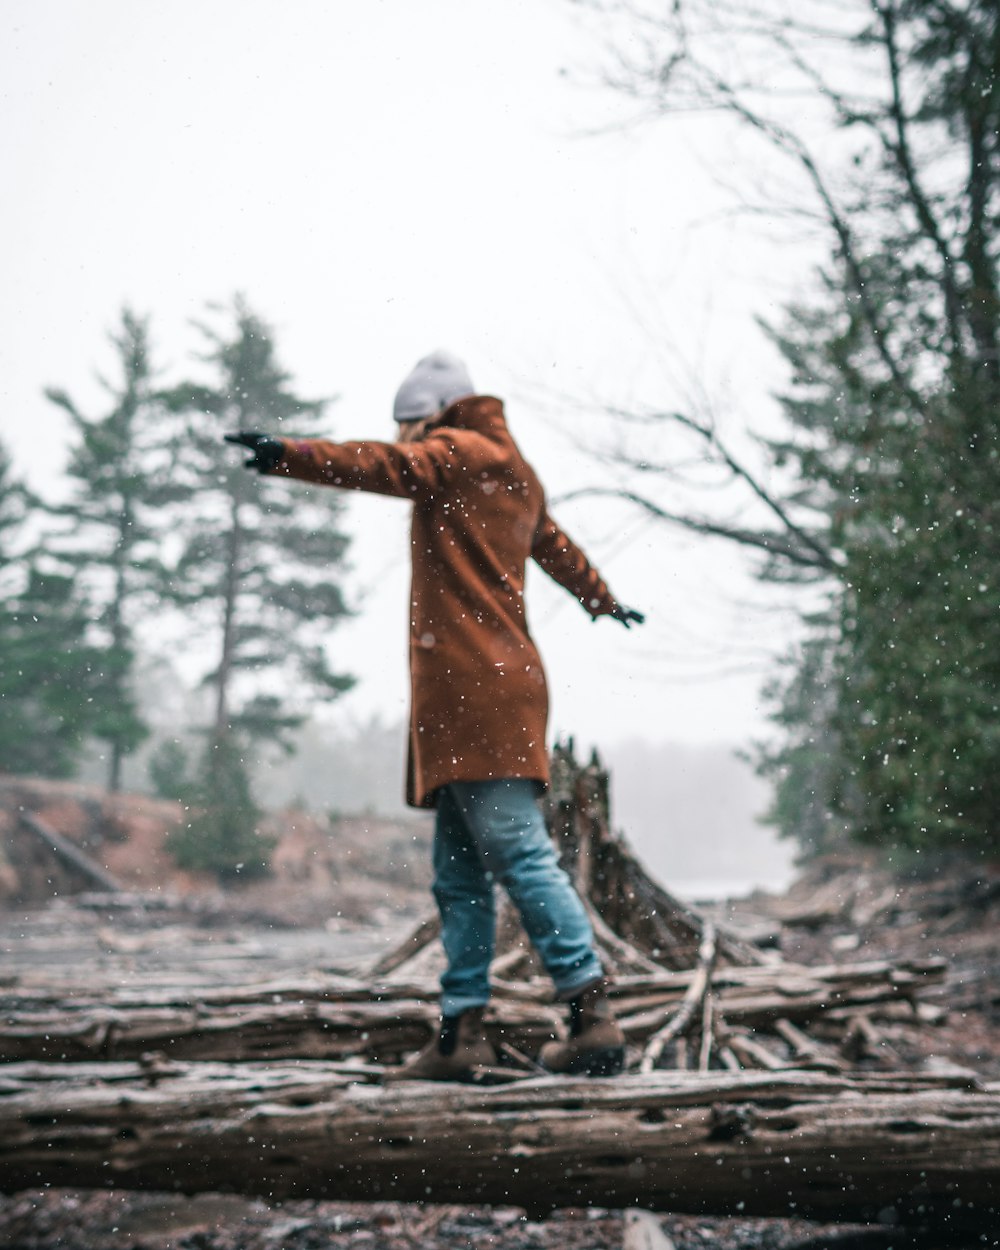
[272,396,620,807]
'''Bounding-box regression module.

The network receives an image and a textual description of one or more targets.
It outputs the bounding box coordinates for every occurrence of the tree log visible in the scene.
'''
[0,958,945,1066]
[0,1062,996,1234]
[19,812,123,894]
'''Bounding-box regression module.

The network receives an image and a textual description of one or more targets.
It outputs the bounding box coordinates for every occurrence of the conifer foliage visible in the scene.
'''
[164,296,354,750]
[582,0,1000,854]
[44,309,174,790]
[1,297,355,881]
[159,296,354,878]
[758,2,1000,854]
[0,446,111,776]
[165,734,273,882]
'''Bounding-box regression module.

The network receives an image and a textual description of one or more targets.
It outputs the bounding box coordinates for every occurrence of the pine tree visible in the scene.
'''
[0,443,30,589]
[44,308,177,789]
[166,295,354,747]
[0,443,102,776]
[166,734,273,882]
[756,1,1000,854]
[0,562,109,778]
[161,296,354,878]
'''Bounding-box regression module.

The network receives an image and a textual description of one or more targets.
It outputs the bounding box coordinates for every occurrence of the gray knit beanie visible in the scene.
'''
[393,350,475,423]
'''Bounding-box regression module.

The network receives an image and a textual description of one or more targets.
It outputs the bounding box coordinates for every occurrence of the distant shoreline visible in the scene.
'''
[670,873,795,903]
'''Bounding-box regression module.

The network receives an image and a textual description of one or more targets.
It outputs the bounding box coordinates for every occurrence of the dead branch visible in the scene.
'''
[18,812,122,894]
[639,923,717,1073]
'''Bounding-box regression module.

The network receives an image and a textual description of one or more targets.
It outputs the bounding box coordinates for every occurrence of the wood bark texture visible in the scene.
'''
[0,958,945,1067]
[0,1063,996,1234]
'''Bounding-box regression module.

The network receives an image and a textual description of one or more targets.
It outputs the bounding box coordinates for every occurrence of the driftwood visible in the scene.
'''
[541,743,766,969]
[0,1061,996,1233]
[18,812,123,894]
[344,745,951,1076]
[640,923,717,1074]
[1,745,947,1079]
[1,745,986,1237]
[0,958,946,1067]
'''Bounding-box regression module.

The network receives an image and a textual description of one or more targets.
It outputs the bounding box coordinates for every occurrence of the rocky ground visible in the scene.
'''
[0,1189,940,1250]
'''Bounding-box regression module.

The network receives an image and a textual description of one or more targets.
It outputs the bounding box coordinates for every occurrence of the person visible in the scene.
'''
[225,350,644,1081]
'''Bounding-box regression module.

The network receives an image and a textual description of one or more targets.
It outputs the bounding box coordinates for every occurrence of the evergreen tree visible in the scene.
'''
[0,563,109,778]
[166,295,354,748]
[0,442,31,593]
[44,308,177,789]
[763,265,1000,852]
[580,0,1000,857]
[165,734,274,882]
[0,444,104,776]
[754,1,1000,855]
[148,737,192,803]
[161,296,354,877]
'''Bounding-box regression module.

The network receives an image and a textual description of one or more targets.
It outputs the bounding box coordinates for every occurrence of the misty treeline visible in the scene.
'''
[574,0,1000,858]
[0,297,354,878]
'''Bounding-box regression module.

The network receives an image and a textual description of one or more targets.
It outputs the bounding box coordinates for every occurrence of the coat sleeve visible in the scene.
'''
[531,510,619,619]
[269,433,461,500]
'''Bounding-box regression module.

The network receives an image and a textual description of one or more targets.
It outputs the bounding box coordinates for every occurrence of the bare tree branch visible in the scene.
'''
[554,486,839,572]
[599,403,838,570]
[593,1,931,413]
[693,62,928,415]
[876,0,965,354]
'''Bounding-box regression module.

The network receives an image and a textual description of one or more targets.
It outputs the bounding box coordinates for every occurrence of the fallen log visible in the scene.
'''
[0,958,946,1065]
[19,812,123,894]
[0,997,444,1064]
[0,1062,996,1234]
[0,953,946,1013]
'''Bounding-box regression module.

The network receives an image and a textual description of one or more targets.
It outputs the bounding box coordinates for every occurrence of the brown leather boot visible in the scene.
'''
[538,980,625,1076]
[389,1008,498,1082]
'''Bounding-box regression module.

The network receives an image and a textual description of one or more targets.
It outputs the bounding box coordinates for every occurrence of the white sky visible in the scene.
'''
[1,1,823,760]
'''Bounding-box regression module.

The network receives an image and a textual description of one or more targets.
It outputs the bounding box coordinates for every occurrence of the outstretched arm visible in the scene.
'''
[531,511,644,626]
[224,430,461,501]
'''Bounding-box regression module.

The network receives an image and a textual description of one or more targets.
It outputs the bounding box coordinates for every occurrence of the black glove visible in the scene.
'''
[223,431,285,473]
[609,604,645,629]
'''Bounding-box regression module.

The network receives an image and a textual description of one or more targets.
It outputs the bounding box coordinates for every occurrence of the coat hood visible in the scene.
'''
[436,394,508,439]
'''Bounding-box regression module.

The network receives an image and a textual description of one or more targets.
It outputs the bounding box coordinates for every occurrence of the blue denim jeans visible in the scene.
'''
[432,778,604,1016]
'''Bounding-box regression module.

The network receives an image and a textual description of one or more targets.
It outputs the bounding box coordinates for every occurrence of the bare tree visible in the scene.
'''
[568,0,997,560]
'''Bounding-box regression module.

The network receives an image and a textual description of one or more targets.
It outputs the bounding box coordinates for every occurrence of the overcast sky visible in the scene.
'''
[1,1,821,765]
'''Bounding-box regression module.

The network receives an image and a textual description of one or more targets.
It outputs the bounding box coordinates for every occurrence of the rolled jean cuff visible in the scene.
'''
[553,961,605,1002]
[441,992,490,1018]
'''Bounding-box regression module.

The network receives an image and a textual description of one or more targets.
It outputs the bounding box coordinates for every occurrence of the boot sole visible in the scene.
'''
[384,1064,517,1086]
[543,1046,626,1078]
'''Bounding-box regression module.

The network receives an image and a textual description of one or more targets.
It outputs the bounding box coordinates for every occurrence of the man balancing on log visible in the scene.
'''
[225,350,644,1081]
